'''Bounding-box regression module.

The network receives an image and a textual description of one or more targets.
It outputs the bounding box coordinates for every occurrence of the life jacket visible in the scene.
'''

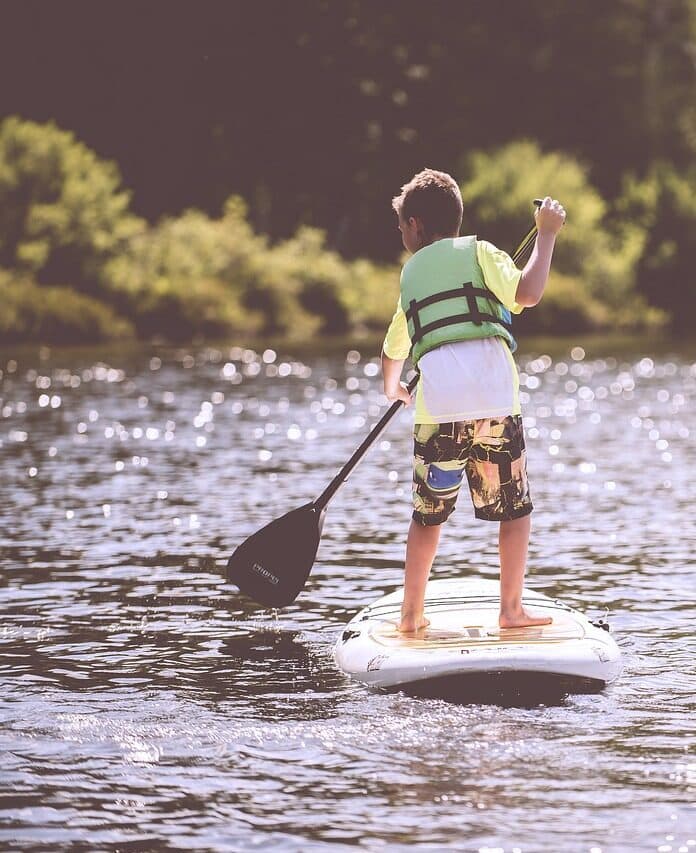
[400,236,517,366]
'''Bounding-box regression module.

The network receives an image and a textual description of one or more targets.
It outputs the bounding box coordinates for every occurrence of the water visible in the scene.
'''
[1,339,694,852]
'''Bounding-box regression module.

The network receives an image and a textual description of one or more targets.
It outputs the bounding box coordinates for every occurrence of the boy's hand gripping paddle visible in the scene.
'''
[226,201,544,607]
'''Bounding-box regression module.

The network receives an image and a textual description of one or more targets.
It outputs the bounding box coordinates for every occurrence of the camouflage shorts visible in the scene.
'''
[412,415,533,525]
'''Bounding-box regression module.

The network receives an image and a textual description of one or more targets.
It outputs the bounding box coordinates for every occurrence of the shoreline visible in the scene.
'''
[2,330,695,365]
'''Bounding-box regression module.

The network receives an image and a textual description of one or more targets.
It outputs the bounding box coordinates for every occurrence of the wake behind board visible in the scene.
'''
[334,578,621,698]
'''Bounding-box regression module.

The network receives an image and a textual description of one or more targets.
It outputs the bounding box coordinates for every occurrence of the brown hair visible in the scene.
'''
[391,168,463,239]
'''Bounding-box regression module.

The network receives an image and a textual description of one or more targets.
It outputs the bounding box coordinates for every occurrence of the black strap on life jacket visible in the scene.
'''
[405,281,514,346]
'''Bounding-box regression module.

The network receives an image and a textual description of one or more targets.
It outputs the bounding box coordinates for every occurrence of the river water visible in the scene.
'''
[1,338,694,852]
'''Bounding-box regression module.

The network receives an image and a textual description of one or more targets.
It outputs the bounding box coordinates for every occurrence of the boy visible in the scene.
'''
[381,168,565,632]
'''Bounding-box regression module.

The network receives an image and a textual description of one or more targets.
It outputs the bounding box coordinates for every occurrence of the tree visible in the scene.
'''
[0,117,142,292]
[458,140,665,331]
[617,161,696,328]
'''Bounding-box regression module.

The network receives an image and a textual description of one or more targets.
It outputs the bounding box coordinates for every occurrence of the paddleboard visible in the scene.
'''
[334,578,621,695]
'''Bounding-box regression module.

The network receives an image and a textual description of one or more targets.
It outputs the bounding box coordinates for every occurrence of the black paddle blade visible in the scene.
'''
[226,502,325,607]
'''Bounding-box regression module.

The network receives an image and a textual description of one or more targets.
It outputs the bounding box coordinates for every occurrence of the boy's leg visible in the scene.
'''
[498,514,551,628]
[399,519,441,632]
[402,421,467,633]
[465,415,552,629]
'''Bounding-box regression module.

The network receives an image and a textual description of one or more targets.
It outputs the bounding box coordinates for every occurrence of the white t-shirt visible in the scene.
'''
[418,337,520,422]
[382,239,524,424]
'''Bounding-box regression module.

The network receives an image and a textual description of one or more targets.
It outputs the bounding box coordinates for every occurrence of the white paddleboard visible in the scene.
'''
[334,578,621,693]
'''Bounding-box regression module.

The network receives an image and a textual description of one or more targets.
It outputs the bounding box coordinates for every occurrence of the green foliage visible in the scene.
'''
[243,227,329,338]
[105,203,400,341]
[0,119,686,343]
[343,258,401,332]
[459,141,665,332]
[0,118,143,295]
[0,269,133,343]
[104,198,325,340]
[261,227,399,336]
[4,1,696,266]
[103,199,262,339]
[615,162,696,330]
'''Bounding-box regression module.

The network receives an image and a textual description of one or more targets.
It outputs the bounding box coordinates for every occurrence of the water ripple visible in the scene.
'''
[1,340,695,851]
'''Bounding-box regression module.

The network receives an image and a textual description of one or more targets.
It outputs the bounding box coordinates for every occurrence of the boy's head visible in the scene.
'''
[392,168,463,253]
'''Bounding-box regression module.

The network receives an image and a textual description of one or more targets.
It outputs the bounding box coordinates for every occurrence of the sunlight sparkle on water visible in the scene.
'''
[0,341,695,850]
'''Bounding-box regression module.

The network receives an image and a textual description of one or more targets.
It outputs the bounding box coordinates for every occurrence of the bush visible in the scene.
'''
[342,258,401,333]
[0,269,133,343]
[244,227,329,337]
[104,197,320,339]
[104,200,260,339]
[458,140,665,331]
[105,204,401,340]
[257,227,401,336]
[0,119,677,342]
[615,162,696,329]
[0,117,142,294]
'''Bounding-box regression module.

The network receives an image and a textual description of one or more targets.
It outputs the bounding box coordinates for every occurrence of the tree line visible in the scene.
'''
[1,0,695,341]
[0,117,690,343]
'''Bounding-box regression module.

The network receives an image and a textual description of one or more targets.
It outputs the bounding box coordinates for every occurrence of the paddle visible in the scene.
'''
[226,202,543,607]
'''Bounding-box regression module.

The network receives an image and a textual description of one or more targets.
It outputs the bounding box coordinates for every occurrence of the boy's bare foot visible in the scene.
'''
[398,616,430,633]
[499,609,553,629]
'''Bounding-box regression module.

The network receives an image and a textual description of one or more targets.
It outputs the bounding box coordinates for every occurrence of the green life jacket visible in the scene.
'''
[400,236,517,366]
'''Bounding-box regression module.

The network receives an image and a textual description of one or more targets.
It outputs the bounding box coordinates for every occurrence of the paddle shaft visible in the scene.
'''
[313,206,542,514]
[314,372,419,512]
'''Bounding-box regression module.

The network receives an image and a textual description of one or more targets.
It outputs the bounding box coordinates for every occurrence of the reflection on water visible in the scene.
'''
[1,339,695,851]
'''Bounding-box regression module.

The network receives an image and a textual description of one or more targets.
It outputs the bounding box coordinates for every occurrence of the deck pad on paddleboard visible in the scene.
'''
[370,607,585,648]
[334,578,621,691]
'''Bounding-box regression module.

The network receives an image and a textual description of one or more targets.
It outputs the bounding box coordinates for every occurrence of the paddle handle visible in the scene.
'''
[313,372,419,512]
[510,199,542,265]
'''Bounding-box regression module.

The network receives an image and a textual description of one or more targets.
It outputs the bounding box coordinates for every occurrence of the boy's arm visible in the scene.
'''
[515,196,566,307]
[381,351,412,406]
[381,297,412,405]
